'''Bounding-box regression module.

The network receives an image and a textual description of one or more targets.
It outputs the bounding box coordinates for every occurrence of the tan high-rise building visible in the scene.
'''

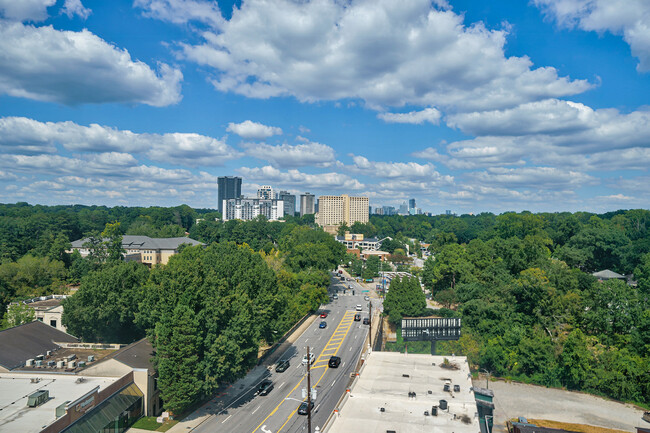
[316,194,369,232]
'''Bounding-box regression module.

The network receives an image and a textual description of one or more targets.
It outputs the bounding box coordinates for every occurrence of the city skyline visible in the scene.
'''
[0,1,649,214]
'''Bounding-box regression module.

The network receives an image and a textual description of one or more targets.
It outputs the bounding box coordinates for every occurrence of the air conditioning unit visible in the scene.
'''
[26,359,34,367]
[46,351,52,357]
[87,355,95,362]
[57,361,65,369]
[67,360,76,368]
[34,360,42,367]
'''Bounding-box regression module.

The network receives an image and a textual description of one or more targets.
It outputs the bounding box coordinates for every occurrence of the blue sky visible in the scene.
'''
[0,0,649,214]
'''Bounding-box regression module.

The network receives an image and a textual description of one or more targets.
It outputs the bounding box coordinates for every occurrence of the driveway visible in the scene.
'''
[479,379,647,432]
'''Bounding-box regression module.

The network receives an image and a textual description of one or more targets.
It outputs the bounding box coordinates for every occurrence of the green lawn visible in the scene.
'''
[384,325,431,354]
[131,417,161,431]
[131,417,179,432]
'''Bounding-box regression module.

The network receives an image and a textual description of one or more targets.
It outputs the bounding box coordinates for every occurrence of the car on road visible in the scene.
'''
[354,313,361,321]
[356,304,362,311]
[275,359,290,373]
[364,295,370,301]
[302,353,315,365]
[298,400,314,415]
[340,276,345,281]
[320,312,328,318]
[363,317,369,325]
[257,379,274,396]
[333,294,338,299]
[346,277,351,281]
[328,356,341,368]
[319,321,327,329]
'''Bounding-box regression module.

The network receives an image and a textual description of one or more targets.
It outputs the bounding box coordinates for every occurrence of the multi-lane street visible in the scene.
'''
[191,272,376,433]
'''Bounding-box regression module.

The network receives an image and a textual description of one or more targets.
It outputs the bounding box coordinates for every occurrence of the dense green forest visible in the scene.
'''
[1,203,649,410]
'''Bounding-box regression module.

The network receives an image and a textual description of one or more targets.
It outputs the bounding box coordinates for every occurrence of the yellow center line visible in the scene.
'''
[250,312,355,433]
[276,312,356,433]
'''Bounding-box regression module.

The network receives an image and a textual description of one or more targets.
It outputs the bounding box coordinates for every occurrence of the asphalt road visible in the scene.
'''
[192,273,373,433]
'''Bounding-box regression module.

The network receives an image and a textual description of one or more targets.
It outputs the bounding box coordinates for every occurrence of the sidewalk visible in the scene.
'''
[155,313,318,433]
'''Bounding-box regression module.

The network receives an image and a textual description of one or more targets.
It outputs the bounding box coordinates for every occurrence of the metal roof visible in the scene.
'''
[0,321,79,370]
[71,235,202,250]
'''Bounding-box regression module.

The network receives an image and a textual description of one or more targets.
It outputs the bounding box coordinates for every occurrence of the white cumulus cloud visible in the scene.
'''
[534,0,650,72]
[241,141,336,168]
[378,108,441,125]
[0,22,182,106]
[227,120,283,139]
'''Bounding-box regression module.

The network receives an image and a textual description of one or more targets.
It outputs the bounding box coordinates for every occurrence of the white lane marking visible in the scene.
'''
[280,382,285,388]
[261,425,273,433]
[305,338,309,342]
[349,347,352,351]
[342,362,345,368]
[331,379,336,387]
[252,405,261,414]
[222,414,232,423]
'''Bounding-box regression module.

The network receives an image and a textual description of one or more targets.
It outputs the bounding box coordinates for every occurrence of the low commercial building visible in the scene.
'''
[327,352,480,433]
[69,235,203,266]
[335,233,382,250]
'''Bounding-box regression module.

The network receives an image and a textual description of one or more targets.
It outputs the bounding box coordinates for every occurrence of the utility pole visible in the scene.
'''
[307,346,312,433]
[368,299,372,351]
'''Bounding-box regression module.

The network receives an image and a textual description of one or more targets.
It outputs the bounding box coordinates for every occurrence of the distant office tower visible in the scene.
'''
[300,193,316,216]
[316,194,369,228]
[257,185,274,200]
[446,210,452,215]
[217,176,242,214]
[382,205,396,216]
[409,198,416,210]
[278,190,296,217]
[369,206,372,215]
[222,198,284,221]
[399,201,408,215]
[375,207,384,215]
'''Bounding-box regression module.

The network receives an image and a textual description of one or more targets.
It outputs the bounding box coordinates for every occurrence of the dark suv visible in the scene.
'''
[298,400,314,415]
[275,359,290,373]
[257,379,273,396]
[354,313,361,321]
[328,356,341,368]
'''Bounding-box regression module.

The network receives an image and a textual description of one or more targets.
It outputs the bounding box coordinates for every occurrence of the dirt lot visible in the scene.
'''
[476,379,648,432]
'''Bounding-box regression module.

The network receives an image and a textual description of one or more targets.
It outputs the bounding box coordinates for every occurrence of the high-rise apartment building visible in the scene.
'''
[316,194,369,231]
[217,176,242,214]
[257,185,275,200]
[278,190,296,217]
[300,193,316,216]
[222,198,284,221]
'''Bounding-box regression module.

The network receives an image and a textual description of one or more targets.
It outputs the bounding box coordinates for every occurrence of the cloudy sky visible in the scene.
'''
[0,0,649,214]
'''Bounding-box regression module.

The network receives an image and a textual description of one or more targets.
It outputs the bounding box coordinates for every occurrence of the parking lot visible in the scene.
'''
[481,379,647,432]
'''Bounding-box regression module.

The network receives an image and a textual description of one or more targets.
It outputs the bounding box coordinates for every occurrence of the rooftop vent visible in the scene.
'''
[402,374,409,378]
[30,378,40,383]
[27,390,49,407]
[380,407,386,412]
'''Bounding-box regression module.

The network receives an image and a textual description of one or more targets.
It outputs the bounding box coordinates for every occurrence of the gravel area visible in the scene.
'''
[476,379,647,432]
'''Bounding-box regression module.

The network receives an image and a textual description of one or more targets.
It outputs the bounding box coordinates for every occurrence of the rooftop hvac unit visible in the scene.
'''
[27,390,49,407]
[47,361,56,367]
[46,350,52,357]
[57,361,65,369]
[87,355,95,362]
[34,360,42,367]
[65,354,76,362]
[26,359,34,367]
[67,360,76,368]
[30,378,40,383]
[78,361,86,368]
[36,354,44,361]
[439,399,448,410]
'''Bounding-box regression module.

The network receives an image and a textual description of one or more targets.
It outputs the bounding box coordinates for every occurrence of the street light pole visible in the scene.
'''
[481,368,491,390]
[307,346,312,433]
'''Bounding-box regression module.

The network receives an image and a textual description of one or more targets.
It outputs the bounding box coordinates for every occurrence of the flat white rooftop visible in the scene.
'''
[328,352,481,433]
[0,372,118,433]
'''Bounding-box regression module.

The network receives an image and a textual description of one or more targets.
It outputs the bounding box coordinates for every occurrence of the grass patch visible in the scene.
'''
[131,417,161,430]
[525,419,629,433]
[384,325,431,354]
[157,420,178,432]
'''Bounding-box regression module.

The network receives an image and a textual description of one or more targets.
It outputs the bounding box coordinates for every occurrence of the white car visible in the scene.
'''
[356,304,362,311]
[302,353,315,365]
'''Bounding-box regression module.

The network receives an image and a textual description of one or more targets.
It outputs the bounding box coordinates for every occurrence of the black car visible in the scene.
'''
[257,379,274,395]
[328,356,341,368]
[275,359,290,373]
[298,400,314,415]
[362,317,369,325]
[354,313,361,321]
